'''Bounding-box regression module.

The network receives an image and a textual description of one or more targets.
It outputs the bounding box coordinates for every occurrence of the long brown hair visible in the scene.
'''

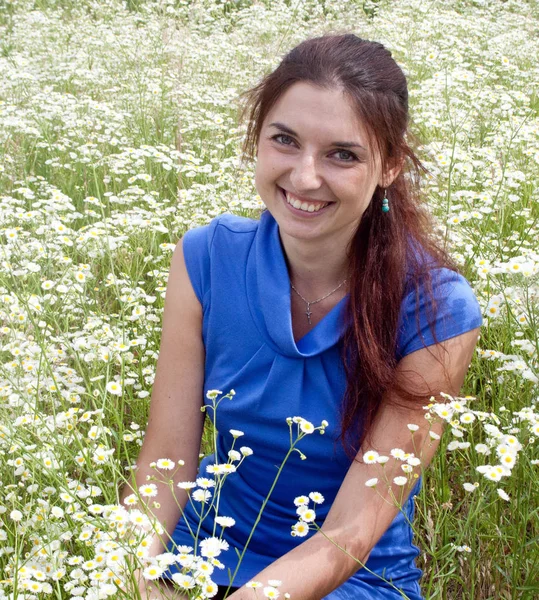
[239,33,455,454]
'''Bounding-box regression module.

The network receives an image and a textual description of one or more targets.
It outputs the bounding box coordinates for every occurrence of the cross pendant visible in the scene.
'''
[305,305,312,325]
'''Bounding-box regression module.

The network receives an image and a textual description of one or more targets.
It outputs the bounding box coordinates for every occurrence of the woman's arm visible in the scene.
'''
[120,237,206,557]
[228,327,480,600]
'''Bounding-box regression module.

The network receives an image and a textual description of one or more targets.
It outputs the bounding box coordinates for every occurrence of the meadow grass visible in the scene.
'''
[0,1,538,599]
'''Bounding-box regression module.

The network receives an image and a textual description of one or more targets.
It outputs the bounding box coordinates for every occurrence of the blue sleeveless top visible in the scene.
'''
[164,211,482,599]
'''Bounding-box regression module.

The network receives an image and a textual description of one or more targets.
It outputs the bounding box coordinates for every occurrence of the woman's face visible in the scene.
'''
[255,81,399,248]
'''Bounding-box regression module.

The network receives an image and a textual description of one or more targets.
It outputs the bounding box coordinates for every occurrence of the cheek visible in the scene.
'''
[255,151,281,184]
[352,172,379,196]
[254,156,267,182]
[254,163,271,195]
[254,168,262,192]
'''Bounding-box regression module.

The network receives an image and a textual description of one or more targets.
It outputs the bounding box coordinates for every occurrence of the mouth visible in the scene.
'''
[279,187,333,214]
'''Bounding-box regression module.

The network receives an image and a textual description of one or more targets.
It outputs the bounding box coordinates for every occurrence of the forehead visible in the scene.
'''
[263,81,369,144]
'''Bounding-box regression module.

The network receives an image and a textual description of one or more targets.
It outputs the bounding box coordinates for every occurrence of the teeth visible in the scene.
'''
[285,191,328,213]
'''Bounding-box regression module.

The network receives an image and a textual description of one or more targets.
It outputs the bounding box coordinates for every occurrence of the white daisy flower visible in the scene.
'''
[390,448,407,460]
[138,484,158,498]
[229,429,244,438]
[171,574,196,590]
[199,537,229,558]
[192,489,212,503]
[299,509,316,523]
[308,492,325,504]
[143,565,164,580]
[362,450,379,464]
[106,381,122,396]
[156,458,175,470]
[215,516,236,528]
[299,419,315,434]
[497,488,510,501]
[264,585,280,598]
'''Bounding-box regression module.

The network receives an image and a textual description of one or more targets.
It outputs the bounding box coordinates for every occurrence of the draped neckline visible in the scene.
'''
[245,210,349,358]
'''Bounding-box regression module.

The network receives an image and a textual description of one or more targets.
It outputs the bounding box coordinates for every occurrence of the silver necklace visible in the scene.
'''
[290,278,348,325]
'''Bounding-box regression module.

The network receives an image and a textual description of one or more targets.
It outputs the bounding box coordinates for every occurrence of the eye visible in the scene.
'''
[270,134,359,163]
[333,149,358,162]
[271,133,296,146]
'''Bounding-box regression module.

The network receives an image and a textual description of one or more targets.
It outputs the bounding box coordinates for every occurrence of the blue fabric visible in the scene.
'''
[163,211,482,598]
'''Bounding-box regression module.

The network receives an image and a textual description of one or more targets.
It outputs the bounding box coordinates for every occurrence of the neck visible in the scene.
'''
[279,230,350,297]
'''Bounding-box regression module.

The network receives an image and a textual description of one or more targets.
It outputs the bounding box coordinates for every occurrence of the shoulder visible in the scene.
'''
[409,266,478,303]
[397,261,483,360]
[403,238,477,305]
[213,212,260,234]
[183,212,259,247]
[181,213,259,304]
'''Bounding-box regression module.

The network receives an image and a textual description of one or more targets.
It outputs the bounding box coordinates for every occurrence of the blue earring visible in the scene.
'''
[382,189,390,213]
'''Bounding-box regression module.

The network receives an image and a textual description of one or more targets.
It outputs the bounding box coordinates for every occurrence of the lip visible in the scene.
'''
[279,187,333,217]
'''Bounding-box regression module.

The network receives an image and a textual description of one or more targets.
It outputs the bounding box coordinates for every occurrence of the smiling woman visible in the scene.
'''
[124,34,482,600]
[254,82,396,264]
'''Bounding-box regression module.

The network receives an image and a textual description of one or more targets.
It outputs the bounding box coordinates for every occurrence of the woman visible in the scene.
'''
[126,34,482,599]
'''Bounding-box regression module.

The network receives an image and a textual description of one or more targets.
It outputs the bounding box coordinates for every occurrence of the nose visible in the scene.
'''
[290,153,322,192]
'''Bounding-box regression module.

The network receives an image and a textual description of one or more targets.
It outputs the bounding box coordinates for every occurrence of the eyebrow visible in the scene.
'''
[268,122,367,151]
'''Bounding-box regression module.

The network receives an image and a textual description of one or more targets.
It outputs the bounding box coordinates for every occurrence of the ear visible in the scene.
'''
[378,155,404,189]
